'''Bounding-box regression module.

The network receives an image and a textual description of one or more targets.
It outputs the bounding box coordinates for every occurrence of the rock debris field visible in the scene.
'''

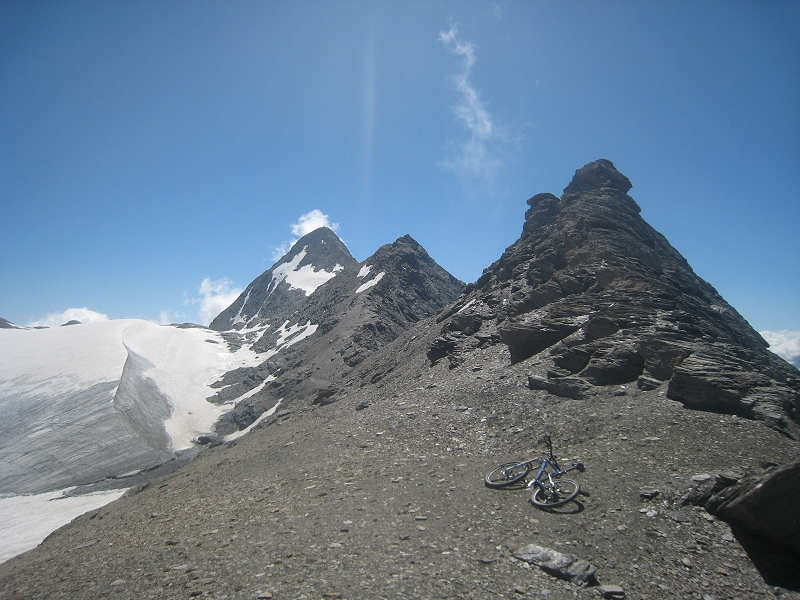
[1,341,798,600]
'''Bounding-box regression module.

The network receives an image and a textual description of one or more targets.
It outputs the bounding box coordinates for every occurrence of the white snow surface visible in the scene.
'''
[268,246,340,296]
[0,487,128,564]
[119,321,262,449]
[357,264,372,278]
[356,271,385,293]
[0,320,263,452]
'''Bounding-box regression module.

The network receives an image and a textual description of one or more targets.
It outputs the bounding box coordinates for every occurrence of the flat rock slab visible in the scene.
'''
[512,543,596,585]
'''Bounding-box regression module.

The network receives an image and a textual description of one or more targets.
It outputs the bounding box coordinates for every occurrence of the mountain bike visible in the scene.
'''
[485,435,585,508]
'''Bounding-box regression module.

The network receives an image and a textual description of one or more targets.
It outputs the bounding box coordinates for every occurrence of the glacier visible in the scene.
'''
[0,319,263,563]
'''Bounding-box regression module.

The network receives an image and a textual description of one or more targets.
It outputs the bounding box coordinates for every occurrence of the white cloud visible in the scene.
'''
[291,209,339,237]
[271,210,341,263]
[760,330,800,367]
[27,307,109,328]
[196,278,242,327]
[438,24,502,178]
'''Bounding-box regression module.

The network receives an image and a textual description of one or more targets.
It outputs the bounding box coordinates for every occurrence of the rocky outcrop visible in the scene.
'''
[689,459,800,556]
[429,159,800,437]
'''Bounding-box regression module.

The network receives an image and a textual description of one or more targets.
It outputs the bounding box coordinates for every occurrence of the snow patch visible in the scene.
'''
[356,272,385,293]
[224,376,276,405]
[0,320,264,457]
[0,487,128,564]
[224,399,282,442]
[119,321,262,450]
[268,246,340,296]
[456,299,476,314]
[231,289,252,325]
[358,264,372,278]
[275,320,318,348]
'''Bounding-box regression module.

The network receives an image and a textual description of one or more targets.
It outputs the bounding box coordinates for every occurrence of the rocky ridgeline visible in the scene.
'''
[208,231,463,435]
[428,159,800,438]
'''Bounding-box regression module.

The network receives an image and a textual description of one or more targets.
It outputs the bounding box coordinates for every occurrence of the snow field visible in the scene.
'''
[0,487,128,564]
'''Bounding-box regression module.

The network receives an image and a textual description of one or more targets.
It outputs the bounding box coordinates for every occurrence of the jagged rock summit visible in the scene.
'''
[430,159,799,437]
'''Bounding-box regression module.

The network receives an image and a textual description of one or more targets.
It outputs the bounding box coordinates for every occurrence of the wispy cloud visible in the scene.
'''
[760,330,800,367]
[438,24,501,179]
[27,307,109,328]
[191,278,242,327]
[271,209,341,262]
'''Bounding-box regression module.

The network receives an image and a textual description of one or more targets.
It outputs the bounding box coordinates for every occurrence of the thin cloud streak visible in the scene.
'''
[438,24,501,179]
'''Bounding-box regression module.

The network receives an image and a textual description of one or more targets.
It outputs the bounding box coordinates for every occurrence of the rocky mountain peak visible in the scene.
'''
[430,160,799,437]
[562,158,633,196]
[208,227,357,332]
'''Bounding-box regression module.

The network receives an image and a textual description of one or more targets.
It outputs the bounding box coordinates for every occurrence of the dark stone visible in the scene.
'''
[527,375,591,400]
[552,348,591,373]
[695,459,800,555]
[637,376,662,391]
[195,434,220,445]
[581,316,619,340]
[638,340,692,380]
[580,345,644,386]
[426,159,799,437]
[312,386,339,405]
[512,543,597,585]
[427,336,457,365]
[499,319,581,364]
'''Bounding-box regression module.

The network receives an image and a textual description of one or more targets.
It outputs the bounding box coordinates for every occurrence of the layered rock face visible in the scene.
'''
[429,159,799,437]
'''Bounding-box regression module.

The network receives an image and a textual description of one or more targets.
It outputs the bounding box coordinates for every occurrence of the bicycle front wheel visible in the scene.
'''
[485,462,530,488]
[531,478,580,507]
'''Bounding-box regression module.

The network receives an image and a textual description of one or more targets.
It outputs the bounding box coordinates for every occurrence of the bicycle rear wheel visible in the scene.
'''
[484,462,530,488]
[531,478,580,507]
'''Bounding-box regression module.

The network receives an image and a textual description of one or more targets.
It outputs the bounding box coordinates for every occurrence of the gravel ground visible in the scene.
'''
[2,340,799,600]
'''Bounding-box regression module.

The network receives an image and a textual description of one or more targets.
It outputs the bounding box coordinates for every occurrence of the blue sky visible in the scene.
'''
[1,2,798,346]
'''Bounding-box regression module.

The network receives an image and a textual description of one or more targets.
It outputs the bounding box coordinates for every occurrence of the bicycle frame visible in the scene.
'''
[526,437,584,490]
